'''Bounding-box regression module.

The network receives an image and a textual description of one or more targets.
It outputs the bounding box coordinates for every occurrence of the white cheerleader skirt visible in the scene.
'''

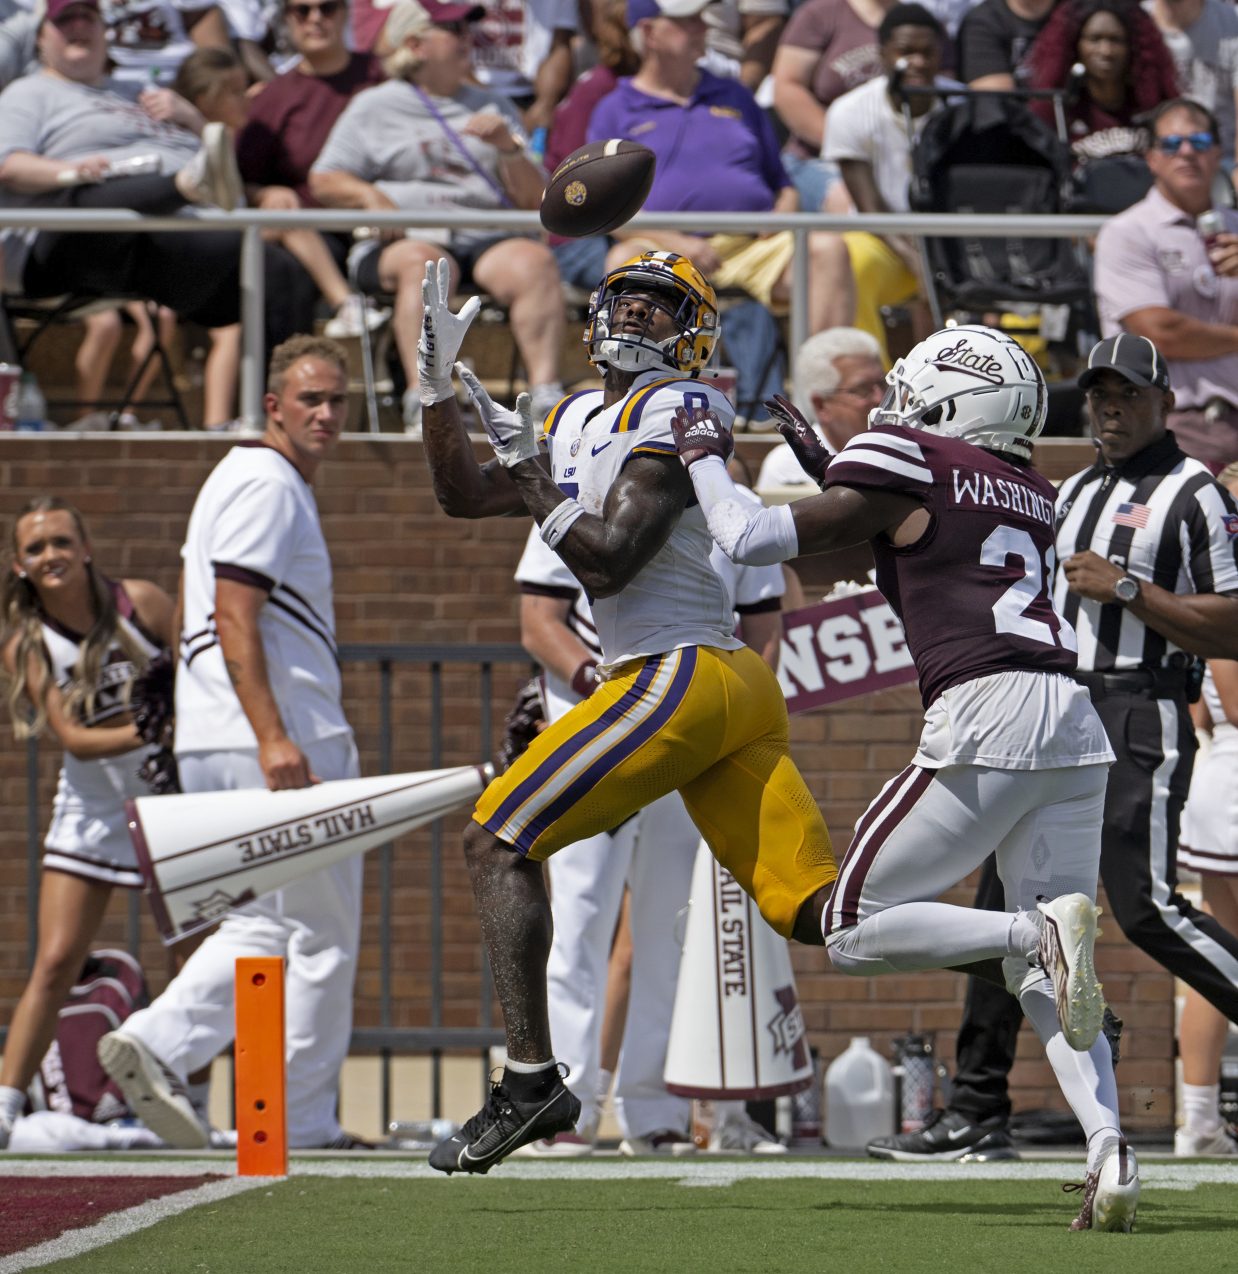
[1179,724,1238,876]
[43,745,157,889]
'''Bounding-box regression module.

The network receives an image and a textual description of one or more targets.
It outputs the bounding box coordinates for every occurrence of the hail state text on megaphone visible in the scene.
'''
[664,841,814,1100]
[236,800,376,865]
[777,588,916,715]
[127,766,490,945]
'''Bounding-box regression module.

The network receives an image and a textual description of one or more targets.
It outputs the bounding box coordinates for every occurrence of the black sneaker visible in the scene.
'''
[866,1110,1019,1162]
[428,1068,581,1175]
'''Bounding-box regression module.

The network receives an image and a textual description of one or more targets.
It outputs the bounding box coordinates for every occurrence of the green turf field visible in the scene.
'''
[28,1165,1238,1274]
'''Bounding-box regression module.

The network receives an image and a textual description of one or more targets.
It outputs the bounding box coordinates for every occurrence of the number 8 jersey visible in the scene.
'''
[825,424,1113,770]
[542,370,744,669]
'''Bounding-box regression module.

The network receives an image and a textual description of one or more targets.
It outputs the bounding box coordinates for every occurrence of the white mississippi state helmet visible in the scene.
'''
[584,251,719,376]
[870,325,1047,460]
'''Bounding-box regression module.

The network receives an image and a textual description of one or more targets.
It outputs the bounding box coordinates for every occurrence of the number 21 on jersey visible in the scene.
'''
[981,525,1077,651]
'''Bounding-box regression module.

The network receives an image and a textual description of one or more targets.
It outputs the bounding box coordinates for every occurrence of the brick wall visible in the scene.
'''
[0,434,1174,1130]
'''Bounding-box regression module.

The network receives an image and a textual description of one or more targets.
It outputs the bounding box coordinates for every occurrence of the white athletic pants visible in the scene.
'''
[542,684,697,1140]
[123,735,362,1147]
[825,759,1122,1151]
[826,762,1109,974]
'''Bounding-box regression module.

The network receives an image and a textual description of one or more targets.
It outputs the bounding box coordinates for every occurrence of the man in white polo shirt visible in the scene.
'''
[98,335,366,1151]
[1093,96,1238,472]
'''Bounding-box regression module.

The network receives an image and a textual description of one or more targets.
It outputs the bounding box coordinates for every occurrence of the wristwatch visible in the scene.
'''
[1113,575,1141,605]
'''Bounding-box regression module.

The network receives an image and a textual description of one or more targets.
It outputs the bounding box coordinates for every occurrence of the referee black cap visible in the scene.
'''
[1078,334,1171,392]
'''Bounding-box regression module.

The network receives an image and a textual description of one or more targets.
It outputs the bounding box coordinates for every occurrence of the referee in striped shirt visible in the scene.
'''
[1055,334,1238,1018]
[871,333,1238,1162]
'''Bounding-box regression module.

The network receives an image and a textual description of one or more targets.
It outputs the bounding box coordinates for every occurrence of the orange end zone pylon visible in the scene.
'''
[235,956,288,1177]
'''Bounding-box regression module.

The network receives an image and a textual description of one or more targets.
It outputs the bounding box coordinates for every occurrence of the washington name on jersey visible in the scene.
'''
[542,372,745,668]
[825,425,1078,707]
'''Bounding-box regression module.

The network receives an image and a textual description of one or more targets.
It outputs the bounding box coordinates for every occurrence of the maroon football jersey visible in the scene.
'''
[824,425,1078,707]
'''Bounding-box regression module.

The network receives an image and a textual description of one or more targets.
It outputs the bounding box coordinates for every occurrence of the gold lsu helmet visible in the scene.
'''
[584,251,719,376]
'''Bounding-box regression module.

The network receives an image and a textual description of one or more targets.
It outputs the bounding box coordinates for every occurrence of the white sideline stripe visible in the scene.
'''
[0,1174,272,1274]
[1,1157,1235,1188]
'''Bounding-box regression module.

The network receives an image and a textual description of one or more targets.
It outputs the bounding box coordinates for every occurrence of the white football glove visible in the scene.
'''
[417,257,480,406]
[457,363,539,468]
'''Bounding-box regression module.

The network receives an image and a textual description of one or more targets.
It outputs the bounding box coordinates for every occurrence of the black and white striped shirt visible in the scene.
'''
[1054,434,1238,672]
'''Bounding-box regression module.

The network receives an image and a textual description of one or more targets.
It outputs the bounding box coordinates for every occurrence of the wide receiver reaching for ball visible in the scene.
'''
[672,324,1139,1232]
[416,249,840,1174]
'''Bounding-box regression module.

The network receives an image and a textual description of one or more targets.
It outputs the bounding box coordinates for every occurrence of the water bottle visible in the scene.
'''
[387,1118,459,1149]
[0,363,20,431]
[824,1036,895,1150]
[893,1033,937,1132]
[1220,1035,1238,1127]
[14,372,46,432]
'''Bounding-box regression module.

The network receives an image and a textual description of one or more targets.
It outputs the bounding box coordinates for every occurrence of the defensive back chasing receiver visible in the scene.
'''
[674,324,1138,1232]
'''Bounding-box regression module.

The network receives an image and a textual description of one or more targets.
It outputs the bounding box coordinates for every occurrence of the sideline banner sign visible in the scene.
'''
[778,589,918,715]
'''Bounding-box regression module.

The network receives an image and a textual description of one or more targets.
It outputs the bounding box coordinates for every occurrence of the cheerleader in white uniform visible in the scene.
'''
[0,497,173,1148]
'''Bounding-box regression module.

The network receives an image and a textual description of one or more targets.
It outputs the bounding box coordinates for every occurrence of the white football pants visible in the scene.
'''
[825,759,1122,1155]
[123,735,362,1148]
[826,762,1109,976]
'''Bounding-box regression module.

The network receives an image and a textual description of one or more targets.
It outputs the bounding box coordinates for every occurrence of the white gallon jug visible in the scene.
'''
[824,1036,896,1150]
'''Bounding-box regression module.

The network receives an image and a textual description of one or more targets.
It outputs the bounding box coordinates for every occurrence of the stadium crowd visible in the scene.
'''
[1,0,1237,434]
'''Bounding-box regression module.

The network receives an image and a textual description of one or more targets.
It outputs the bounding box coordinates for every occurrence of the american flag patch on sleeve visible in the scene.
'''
[1112,502,1151,529]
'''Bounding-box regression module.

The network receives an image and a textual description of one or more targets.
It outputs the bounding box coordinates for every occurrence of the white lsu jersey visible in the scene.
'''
[515,489,783,696]
[541,371,745,668]
[175,445,350,753]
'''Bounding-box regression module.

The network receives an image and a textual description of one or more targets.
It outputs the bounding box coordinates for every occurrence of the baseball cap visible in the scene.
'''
[43,0,101,23]
[1077,334,1172,392]
[382,0,484,45]
[627,0,714,23]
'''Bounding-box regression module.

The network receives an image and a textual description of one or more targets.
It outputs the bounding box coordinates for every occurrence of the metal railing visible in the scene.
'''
[7,642,531,1127]
[0,207,1108,428]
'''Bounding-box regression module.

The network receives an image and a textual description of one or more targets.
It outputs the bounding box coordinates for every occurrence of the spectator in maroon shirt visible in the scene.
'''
[1026,0,1179,178]
[236,0,384,214]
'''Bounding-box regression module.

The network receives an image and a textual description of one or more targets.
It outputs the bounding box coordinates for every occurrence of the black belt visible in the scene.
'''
[1073,668,1189,699]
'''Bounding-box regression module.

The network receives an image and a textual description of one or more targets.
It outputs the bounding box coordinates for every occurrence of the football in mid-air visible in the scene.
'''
[540,139,656,238]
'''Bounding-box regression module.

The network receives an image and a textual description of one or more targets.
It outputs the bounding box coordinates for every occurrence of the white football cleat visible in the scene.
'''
[1037,893,1105,1051]
[1067,1138,1139,1232]
[98,1030,209,1150]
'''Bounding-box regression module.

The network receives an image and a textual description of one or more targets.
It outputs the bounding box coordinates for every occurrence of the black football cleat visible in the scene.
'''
[866,1109,1018,1162]
[429,1067,581,1175]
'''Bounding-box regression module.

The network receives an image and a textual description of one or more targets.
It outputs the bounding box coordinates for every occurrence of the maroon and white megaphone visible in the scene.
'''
[127,764,491,945]
[664,840,814,1100]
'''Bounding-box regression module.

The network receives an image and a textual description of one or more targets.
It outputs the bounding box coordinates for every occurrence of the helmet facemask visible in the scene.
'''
[585,253,719,376]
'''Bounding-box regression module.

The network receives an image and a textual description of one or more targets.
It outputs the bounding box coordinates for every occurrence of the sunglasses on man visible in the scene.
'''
[1154,131,1217,154]
[285,0,345,20]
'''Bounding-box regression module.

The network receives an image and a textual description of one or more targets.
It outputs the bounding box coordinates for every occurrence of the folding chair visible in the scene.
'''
[0,293,190,430]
